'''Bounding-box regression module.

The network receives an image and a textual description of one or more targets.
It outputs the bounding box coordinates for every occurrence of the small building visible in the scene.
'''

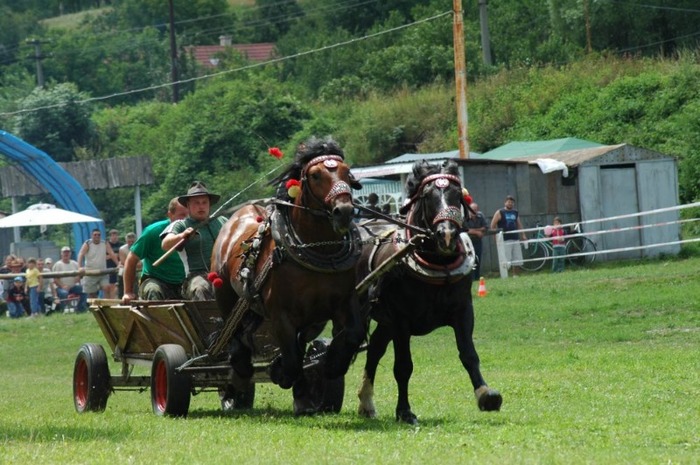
[186,35,276,69]
[351,139,680,273]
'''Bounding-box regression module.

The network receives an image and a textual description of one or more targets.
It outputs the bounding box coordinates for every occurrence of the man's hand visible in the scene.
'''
[121,292,136,305]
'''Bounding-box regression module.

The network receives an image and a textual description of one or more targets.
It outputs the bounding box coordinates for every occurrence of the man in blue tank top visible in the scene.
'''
[490,195,527,275]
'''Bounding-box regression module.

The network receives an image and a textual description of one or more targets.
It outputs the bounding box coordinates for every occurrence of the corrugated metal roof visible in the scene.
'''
[386,150,481,164]
[479,137,604,160]
[186,43,276,68]
[516,143,674,167]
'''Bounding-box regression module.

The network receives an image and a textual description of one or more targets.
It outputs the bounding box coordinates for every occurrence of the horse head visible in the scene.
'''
[272,137,360,236]
[401,160,465,255]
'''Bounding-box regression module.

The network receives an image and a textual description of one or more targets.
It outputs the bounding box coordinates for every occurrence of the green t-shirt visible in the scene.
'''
[164,216,228,275]
[131,219,184,285]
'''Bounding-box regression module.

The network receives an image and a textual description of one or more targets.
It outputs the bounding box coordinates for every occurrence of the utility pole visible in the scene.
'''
[26,38,49,87]
[478,0,493,66]
[168,0,179,103]
[452,0,470,159]
[584,0,592,54]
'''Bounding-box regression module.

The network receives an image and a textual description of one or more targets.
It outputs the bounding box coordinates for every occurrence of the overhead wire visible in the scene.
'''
[0,10,452,117]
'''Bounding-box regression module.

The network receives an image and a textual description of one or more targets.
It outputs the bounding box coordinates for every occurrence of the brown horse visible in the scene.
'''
[211,137,366,415]
[356,159,502,424]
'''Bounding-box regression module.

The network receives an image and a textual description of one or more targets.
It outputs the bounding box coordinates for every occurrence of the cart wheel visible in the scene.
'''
[73,343,111,413]
[151,344,191,417]
[219,383,256,411]
[304,339,345,413]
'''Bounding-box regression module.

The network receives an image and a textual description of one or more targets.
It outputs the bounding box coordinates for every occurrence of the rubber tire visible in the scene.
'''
[219,383,256,411]
[151,344,191,417]
[73,343,111,413]
[319,376,345,413]
[520,242,548,271]
[566,237,597,266]
[303,339,345,413]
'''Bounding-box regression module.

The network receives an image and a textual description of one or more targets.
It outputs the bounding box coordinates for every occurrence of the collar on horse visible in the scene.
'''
[270,205,361,273]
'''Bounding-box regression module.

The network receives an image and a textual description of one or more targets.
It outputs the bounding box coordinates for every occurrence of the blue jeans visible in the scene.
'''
[8,301,25,318]
[552,245,566,273]
[56,285,88,312]
[29,286,42,314]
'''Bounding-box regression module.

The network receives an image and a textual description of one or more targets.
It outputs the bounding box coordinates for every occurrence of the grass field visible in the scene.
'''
[1,257,698,464]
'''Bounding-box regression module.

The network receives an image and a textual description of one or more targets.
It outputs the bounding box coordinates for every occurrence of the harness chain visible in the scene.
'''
[207,256,274,357]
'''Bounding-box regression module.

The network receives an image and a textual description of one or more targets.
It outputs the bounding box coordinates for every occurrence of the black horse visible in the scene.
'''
[356,159,502,424]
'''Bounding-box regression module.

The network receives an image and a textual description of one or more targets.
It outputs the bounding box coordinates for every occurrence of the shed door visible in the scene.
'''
[600,166,641,259]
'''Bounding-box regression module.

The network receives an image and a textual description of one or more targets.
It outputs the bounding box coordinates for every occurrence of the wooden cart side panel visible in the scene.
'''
[90,306,120,354]
[91,303,218,357]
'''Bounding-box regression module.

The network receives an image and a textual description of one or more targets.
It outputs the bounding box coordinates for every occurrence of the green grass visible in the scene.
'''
[1,257,698,464]
[40,8,112,29]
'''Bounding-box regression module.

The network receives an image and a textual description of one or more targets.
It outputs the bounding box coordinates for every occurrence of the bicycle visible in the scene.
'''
[520,222,597,272]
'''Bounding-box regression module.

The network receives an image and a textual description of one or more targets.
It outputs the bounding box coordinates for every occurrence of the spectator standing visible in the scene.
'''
[161,182,227,300]
[490,195,527,276]
[7,277,27,318]
[117,232,137,298]
[465,202,488,281]
[0,254,15,301]
[121,198,188,304]
[105,229,123,299]
[548,217,566,273]
[40,258,57,313]
[78,229,119,298]
[24,258,43,317]
[53,246,88,312]
[367,193,381,213]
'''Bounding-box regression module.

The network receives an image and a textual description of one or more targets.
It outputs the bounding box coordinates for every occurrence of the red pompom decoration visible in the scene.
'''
[462,187,472,205]
[212,278,224,288]
[256,216,264,223]
[286,179,301,199]
[207,272,219,282]
[268,147,284,159]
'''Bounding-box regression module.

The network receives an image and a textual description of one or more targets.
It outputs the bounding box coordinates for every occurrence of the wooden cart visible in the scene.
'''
[72,299,341,417]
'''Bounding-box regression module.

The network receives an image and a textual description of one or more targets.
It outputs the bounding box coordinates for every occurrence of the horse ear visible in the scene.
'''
[442,159,459,176]
[399,202,411,215]
[348,172,362,190]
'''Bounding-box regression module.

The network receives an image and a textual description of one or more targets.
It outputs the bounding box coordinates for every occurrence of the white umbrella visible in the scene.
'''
[0,203,103,228]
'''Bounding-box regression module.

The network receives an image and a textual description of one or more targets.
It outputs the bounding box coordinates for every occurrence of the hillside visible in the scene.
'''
[323,54,700,205]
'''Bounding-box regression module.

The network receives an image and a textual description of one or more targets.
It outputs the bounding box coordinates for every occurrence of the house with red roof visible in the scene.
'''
[186,35,276,70]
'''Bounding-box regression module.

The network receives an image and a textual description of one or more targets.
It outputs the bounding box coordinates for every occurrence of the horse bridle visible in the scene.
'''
[298,154,353,217]
[407,173,465,237]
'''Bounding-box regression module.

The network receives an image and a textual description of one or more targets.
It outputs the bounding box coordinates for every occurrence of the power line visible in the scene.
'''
[0,11,451,118]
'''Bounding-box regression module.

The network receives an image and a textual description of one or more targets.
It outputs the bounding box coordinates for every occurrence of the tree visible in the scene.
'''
[13,82,95,162]
[114,0,232,45]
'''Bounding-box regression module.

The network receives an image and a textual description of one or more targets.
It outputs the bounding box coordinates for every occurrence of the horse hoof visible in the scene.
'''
[358,406,377,419]
[293,398,318,416]
[475,386,503,412]
[395,410,418,425]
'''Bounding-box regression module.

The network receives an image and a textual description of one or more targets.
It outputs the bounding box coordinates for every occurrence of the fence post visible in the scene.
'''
[495,231,509,278]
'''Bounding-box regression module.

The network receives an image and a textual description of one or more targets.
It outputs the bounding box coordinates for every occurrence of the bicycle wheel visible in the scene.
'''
[520,242,548,271]
[565,237,597,266]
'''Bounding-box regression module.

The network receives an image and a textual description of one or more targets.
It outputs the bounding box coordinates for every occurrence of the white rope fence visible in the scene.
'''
[495,201,700,278]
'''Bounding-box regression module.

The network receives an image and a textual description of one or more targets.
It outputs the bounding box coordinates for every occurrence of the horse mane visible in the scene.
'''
[270,136,360,198]
[404,159,460,199]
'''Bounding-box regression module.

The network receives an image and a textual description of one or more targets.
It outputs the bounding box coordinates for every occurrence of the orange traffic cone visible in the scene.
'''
[477,277,487,297]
